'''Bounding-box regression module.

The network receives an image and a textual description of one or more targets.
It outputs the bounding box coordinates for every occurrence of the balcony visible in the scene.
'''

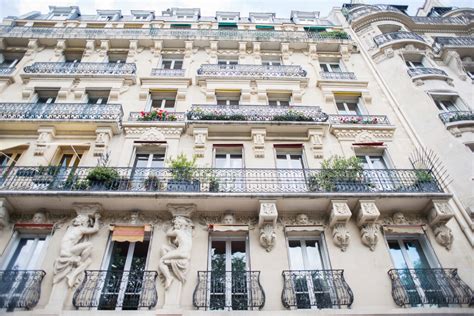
[439,111,474,124]
[196,64,307,80]
[0,25,350,44]
[373,32,428,48]
[193,271,265,311]
[72,270,158,310]
[320,71,357,80]
[0,103,123,133]
[407,67,450,82]
[22,62,137,82]
[328,114,390,125]
[434,36,474,49]
[0,166,442,194]
[388,268,473,307]
[128,111,186,122]
[0,270,46,311]
[0,66,15,76]
[150,68,186,77]
[281,270,353,309]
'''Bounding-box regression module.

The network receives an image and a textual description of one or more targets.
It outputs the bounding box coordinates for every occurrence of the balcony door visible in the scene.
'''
[357,154,393,191]
[132,153,165,191]
[387,237,444,306]
[208,238,249,310]
[51,153,82,189]
[98,238,150,310]
[214,148,243,192]
[287,238,333,309]
[276,151,306,192]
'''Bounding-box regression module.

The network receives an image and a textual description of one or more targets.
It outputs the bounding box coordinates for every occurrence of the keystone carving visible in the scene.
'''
[332,223,350,252]
[93,127,112,156]
[35,127,55,156]
[360,224,380,251]
[433,224,453,250]
[308,129,324,158]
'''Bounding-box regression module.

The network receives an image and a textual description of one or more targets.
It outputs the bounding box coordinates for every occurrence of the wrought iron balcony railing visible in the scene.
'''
[320,71,357,80]
[23,62,137,75]
[388,268,473,307]
[0,66,15,75]
[0,166,442,194]
[193,271,265,310]
[72,270,158,310]
[150,68,186,77]
[434,36,474,48]
[328,114,391,125]
[128,111,186,122]
[0,26,350,43]
[438,111,474,124]
[0,103,123,122]
[407,67,448,78]
[197,64,307,78]
[411,16,469,25]
[0,270,46,311]
[281,270,353,309]
[373,32,426,47]
[188,104,328,122]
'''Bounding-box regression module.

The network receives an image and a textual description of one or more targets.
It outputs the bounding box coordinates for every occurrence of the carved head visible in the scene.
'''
[393,212,407,225]
[0,207,9,229]
[32,211,47,224]
[173,216,193,230]
[434,225,453,250]
[296,213,309,225]
[130,211,140,225]
[222,212,235,225]
[72,214,91,227]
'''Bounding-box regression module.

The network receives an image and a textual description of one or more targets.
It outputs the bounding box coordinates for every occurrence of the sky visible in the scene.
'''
[0,0,472,19]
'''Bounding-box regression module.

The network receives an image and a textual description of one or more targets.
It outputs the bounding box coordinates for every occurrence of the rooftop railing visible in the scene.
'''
[438,111,474,124]
[0,103,123,122]
[72,270,158,310]
[320,71,357,80]
[407,67,448,78]
[193,271,265,311]
[188,104,328,123]
[388,268,473,307]
[23,62,137,75]
[0,270,46,312]
[281,270,353,309]
[0,166,442,194]
[373,32,426,47]
[197,64,307,78]
[328,114,391,125]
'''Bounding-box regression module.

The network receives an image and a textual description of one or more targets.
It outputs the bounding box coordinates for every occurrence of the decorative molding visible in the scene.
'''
[332,223,350,252]
[258,200,278,252]
[329,200,351,251]
[308,129,324,158]
[251,128,266,158]
[125,127,183,139]
[379,211,426,226]
[356,200,381,251]
[93,127,113,157]
[193,128,208,158]
[34,126,56,156]
[167,204,196,218]
[0,198,12,230]
[330,127,395,142]
[428,200,454,250]
[360,223,380,251]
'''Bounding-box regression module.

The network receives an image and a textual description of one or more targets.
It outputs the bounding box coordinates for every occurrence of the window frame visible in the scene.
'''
[0,232,51,270]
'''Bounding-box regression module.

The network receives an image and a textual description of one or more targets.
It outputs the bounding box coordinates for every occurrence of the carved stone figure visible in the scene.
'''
[32,211,47,224]
[159,216,193,289]
[296,213,309,225]
[360,224,379,251]
[53,213,101,287]
[222,212,235,225]
[332,223,350,251]
[392,212,408,225]
[0,204,9,230]
[259,223,276,252]
[433,224,453,250]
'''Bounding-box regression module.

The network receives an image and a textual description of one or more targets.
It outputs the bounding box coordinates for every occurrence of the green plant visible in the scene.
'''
[317,30,349,39]
[86,167,120,188]
[144,175,160,191]
[272,110,313,122]
[208,174,220,192]
[37,165,60,176]
[414,170,434,183]
[168,154,198,182]
[308,156,363,191]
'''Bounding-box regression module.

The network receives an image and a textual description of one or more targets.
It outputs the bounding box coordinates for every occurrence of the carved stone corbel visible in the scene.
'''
[94,127,113,156]
[35,126,56,156]
[176,88,187,101]
[281,43,290,61]
[128,40,138,60]
[253,42,261,63]
[329,200,351,251]
[55,39,67,57]
[152,40,163,57]
[193,128,208,158]
[339,44,350,61]
[184,41,193,58]
[241,89,251,103]
[84,40,96,58]
[258,200,278,252]
[356,200,381,251]
[443,51,468,81]
[428,200,454,250]
[238,42,248,63]
[25,39,39,56]
[308,44,318,60]
[291,90,303,104]
[209,41,218,64]
[0,198,12,231]
[251,128,266,158]
[383,48,394,58]
[308,129,324,159]
[99,40,110,58]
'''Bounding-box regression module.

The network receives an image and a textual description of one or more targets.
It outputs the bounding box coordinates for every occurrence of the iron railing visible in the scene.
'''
[188,104,328,122]
[388,268,473,307]
[433,36,474,53]
[0,270,46,311]
[281,270,353,309]
[320,71,357,80]
[197,64,307,78]
[193,271,265,310]
[411,16,469,25]
[0,26,350,43]
[128,111,186,122]
[407,67,448,78]
[438,111,474,124]
[0,66,15,75]
[23,62,137,75]
[0,166,442,194]
[0,103,123,122]
[72,270,158,310]
[328,114,391,125]
[150,68,186,77]
[374,32,426,47]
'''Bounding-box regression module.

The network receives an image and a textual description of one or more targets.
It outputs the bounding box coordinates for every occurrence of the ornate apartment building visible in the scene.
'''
[0,1,472,315]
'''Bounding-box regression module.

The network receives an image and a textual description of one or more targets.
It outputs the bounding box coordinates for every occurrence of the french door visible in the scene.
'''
[98,239,150,310]
[214,151,243,192]
[209,238,249,310]
[132,153,165,190]
[357,154,393,191]
[276,152,306,191]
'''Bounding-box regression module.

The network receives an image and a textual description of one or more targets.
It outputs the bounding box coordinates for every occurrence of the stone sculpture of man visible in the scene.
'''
[158,216,193,290]
[53,213,101,287]
[222,212,235,225]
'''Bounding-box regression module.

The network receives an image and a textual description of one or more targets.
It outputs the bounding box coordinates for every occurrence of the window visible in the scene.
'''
[434,100,458,112]
[64,51,83,63]
[108,52,128,63]
[0,52,24,68]
[2,235,48,270]
[262,57,281,66]
[214,150,243,168]
[86,89,110,105]
[216,91,240,105]
[320,62,342,73]
[405,61,425,69]
[170,24,192,29]
[97,15,112,21]
[276,151,304,169]
[148,91,176,111]
[357,155,388,170]
[268,93,291,106]
[336,99,362,115]
[34,89,59,104]
[429,94,465,113]
[0,151,22,183]
[161,58,183,70]
[133,153,165,169]
[218,59,238,66]
[466,70,474,80]
[49,12,69,20]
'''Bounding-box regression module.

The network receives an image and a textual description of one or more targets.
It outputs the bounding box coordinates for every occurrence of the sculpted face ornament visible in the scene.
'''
[222,213,235,225]
[393,212,407,225]
[32,211,47,224]
[296,213,309,225]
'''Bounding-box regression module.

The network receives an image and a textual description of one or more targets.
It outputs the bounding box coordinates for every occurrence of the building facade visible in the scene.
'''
[0,2,472,315]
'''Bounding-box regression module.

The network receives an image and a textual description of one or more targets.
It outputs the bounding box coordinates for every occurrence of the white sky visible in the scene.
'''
[0,0,472,19]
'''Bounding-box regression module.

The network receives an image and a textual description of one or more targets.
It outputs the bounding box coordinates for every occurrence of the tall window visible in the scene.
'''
[276,151,304,169]
[276,149,306,191]
[320,62,342,73]
[268,93,291,106]
[214,150,243,168]
[86,89,110,105]
[335,98,363,115]
[148,91,176,111]
[216,91,240,106]
[434,99,458,112]
[357,155,388,170]
[405,60,425,69]
[0,52,24,68]
[1,235,48,270]
[34,89,59,104]
[161,56,183,70]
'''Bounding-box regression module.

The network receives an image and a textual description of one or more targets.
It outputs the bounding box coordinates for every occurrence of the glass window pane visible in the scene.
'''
[288,240,305,270]
[304,240,323,270]
[215,154,227,168]
[211,241,226,272]
[405,240,430,269]
[151,99,163,109]
[231,241,247,271]
[107,241,130,271]
[268,100,278,106]
[330,63,342,72]
[443,101,457,112]
[174,61,183,69]
[388,240,408,269]
[290,155,304,169]
[336,102,346,113]
[7,238,34,270]
[164,99,175,109]
[320,64,330,72]
[134,154,149,168]
[150,154,165,168]
[162,60,172,69]
[369,156,387,169]
[27,239,46,269]
[279,100,290,106]
[228,100,239,105]
[346,103,360,115]
[130,240,149,271]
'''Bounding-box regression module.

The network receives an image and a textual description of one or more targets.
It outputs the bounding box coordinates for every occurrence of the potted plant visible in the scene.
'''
[308,156,364,192]
[85,166,120,190]
[32,165,59,185]
[167,154,200,192]
[272,110,314,122]
[208,174,220,192]
[144,175,161,191]
[414,170,437,192]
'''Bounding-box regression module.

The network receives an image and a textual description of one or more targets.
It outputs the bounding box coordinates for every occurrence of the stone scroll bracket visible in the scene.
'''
[34,126,56,156]
[193,128,208,158]
[93,127,113,157]
[356,200,381,251]
[167,203,196,218]
[258,200,278,252]
[428,200,454,250]
[308,129,324,159]
[329,200,352,251]
[251,128,266,158]
[72,203,103,216]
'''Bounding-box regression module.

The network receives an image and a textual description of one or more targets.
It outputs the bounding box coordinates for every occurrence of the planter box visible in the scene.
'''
[167,180,200,192]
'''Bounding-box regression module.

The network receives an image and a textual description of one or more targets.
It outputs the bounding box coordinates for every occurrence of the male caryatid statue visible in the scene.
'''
[53,213,100,287]
[159,216,193,289]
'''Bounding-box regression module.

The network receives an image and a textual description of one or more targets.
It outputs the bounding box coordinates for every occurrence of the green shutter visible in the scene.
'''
[170,23,191,28]
[218,22,238,27]
[256,25,274,30]
[304,26,326,32]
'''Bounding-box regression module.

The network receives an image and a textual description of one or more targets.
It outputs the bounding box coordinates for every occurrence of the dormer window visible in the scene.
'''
[98,15,112,21]
[50,13,69,20]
